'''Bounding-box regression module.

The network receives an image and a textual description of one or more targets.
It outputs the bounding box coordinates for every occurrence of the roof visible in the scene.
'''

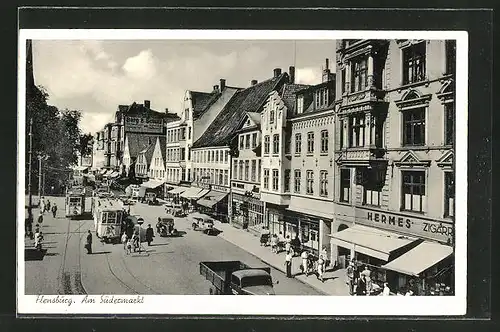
[246,112,261,126]
[191,91,221,120]
[280,83,311,113]
[138,144,155,165]
[126,133,163,159]
[192,73,289,148]
[157,136,167,165]
[118,102,180,121]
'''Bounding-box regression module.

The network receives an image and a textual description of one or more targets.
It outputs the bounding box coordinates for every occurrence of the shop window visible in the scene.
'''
[444,102,454,146]
[239,160,244,181]
[245,160,249,181]
[252,133,257,148]
[273,134,280,154]
[306,170,314,195]
[284,169,291,192]
[233,160,238,180]
[272,169,279,191]
[294,170,301,193]
[349,113,365,147]
[320,171,328,197]
[403,108,426,146]
[263,169,270,189]
[363,169,384,206]
[351,56,368,92]
[307,132,314,154]
[445,40,456,75]
[295,133,302,155]
[402,42,426,85]
[320,130,329,153]
[340,169,351,203]
[444,171,454,218]
[251,160,256,182]
[239,136,244,149]
[264,135,270,155]
[401,170,426,213]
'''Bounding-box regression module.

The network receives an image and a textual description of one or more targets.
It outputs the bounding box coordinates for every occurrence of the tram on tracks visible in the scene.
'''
[65,186,86,218]
[93,197,125,244]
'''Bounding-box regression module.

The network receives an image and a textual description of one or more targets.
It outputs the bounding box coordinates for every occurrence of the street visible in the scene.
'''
[25,196,323,295]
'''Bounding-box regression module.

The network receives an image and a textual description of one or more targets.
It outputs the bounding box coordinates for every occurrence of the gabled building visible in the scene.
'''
[331,39,455,294]
[131,136,155,180]
[122,133,164,178]
[149,136,167,181]
[192,68,290,223]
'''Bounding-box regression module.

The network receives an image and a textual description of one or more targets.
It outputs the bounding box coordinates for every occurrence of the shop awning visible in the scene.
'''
[180,187,203,199]
[286,206,332,220]
[329,224,417,261]
[109,171,120,179]
[191,189,210,200]
[169,186,187,194]
[381,241,453,277]
[140,180,164,189]
[196,191,228,208]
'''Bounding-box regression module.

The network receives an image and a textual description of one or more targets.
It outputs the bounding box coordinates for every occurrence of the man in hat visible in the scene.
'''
[85,230,93,254]
[146,224,154,246]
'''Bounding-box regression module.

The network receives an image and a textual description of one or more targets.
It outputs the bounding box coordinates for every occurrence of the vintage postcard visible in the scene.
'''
[17,29,467,316]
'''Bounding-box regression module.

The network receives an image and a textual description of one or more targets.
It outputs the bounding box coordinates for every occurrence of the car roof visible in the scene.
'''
[232,269,270,279]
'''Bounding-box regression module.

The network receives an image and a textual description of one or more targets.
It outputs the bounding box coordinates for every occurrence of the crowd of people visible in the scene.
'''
[26,197,58,250]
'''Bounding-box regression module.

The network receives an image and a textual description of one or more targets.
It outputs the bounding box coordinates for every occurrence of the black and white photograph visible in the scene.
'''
[18,29,468,316]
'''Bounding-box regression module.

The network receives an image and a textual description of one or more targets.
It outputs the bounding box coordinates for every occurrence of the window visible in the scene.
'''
[306,170,314,195]
[245,134,250,149]
[444,171,454,218]
[315,88,329,108]
[340,169,351,203]
[272,134,280,154]
[245,160,249,181]
[307,132,314,154]
[351,57,368,92]
[349,114,365,147]
[251,133,257,148]
[188,127,192,139]
[263,169,270,189]
[180,128,185,140]
[320,171,328,196]
[294,170,301,193]
[264,135,270,154]
[320,130,329,153]
[180,148,185,161]
[239,160,244,181]
[224,170,229,186]
[271,169,279,191]
[185,109,190,120]
[401,171,426,213]
[284,169,290,192]
[341,68,346,94]
[270,109,275,124]
[233,160,238,180]
[225,151,229,163]
[215,150,219,163]
[258,160,261,182]
[211,151,215,163]
[295,133,302,155]
[219,170,224,185]
[297,95,304,114]
[445,40,456,75]
[284,132,291,155]
[364,169,383,206]
[403,42,426,85]
[403,108,425,146]
[251,160,256,182]
[444,103,454,146]
[239,136,244,149]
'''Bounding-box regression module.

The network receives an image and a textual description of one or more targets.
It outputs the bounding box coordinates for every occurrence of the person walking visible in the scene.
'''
[51,204,58,218]
[346,261,355,295]
[85,230,92,254]
[285,251,293,278]
[34,230,43,250]
[37,210,44,225]
[365,275,373,296]
[382,282,391,296]
[300,250,309,276]
[146,224,154,246]
[39,198,45,215]
[285,235,292,255]
[317,257,325,282]
[121,232,128,252]
[356,274,366,296]
[320,246,329,267]
[46,200,51,212]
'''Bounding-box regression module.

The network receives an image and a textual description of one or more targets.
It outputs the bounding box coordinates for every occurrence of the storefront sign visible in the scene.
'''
[356,209,453,244]
[125,116,163,133]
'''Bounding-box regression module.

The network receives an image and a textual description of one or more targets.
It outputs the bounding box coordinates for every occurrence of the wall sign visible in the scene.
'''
[355,208,454,244]
[125,116,163,133]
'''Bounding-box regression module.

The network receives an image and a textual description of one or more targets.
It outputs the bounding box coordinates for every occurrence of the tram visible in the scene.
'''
[65,187,86,218]
[93,197,125,244]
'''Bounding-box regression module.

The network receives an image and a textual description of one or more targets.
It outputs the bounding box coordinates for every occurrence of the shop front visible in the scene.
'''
[231,192,264,230]
[266,204,286,238]
[196,190,229,223]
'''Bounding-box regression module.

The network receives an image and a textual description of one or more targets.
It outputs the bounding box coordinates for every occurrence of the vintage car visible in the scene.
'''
[191,213,215,235]
[156,216,178,237]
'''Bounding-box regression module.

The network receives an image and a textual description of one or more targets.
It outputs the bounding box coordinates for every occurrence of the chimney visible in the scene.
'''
[251,80,258,86]
[144,100,151,109]
[273,68,282,78]
[322,58,331,83]
[289,66,295,84]
[165,108,169,113]
[213,85,220,93]
[220,79,226,91]
[325,58,329,70]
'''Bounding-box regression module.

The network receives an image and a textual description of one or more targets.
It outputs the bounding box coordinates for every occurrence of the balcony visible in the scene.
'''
[335,147,386,167]
[339,88,387,114]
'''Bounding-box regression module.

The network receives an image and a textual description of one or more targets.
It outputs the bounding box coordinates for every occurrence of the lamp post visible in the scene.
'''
[27,118,34,235]
[37,154,49,203]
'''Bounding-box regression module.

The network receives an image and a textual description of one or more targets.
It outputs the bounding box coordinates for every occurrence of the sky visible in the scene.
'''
[32,39,337,134]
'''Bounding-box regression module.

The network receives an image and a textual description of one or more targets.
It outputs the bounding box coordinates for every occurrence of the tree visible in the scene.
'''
[78,133,93,165]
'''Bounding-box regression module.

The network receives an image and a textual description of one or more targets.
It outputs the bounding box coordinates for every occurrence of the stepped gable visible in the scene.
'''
[192,73,289,148]
[191,91,221,120]
[127,133,163,160]
[280,83,311,113]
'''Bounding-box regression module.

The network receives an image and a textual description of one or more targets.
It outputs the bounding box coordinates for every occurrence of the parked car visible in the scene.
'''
[191,213,215,235]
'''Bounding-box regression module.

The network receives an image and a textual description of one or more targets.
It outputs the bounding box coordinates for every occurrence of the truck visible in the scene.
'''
[199,261,277,295]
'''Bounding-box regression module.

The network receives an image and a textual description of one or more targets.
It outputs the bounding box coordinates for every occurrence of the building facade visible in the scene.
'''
[149,136,167,182]
[165,118,182,187]
[332,39,455,292]
[92,130,106,170]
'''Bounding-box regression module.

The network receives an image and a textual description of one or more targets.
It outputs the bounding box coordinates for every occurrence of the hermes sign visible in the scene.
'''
[355,208,454,244]
[125,116,163,133]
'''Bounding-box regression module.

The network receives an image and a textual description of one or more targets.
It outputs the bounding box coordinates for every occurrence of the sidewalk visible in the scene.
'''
[214,221,350,296]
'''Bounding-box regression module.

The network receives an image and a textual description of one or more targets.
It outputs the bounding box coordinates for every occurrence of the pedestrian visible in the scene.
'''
[356,275,366,296]
[300,250,309,276]
[37,210,44,225]
[85,230,92,254]
[346,261,355,295]
[285,235,292,255]
[132,231,139,251]
[361,265,371,279]
[34,230,43,250]
[46,200,51,212]
[39,198,45,215]
[270,234,278,253]
[365,275,373,296]
[285,251,293,278]
[320,246,329,267]
[382,282,391,296]
[146,224,154,246]
[121,232,128,252]
[126,238,133,255]
[51,204,58,218]
[317,257,325,282]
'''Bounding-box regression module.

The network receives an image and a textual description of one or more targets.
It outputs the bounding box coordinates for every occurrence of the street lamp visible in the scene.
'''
[37,154,49,203]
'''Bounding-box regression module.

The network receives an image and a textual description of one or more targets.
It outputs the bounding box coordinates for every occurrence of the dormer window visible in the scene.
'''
[296,95,304,114]
[315,88,329,108]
